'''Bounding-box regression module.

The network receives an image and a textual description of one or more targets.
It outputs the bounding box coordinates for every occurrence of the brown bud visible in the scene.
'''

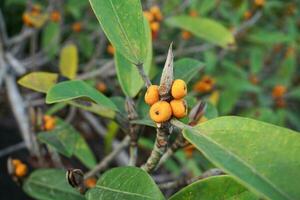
[66,169,85,193]
[188,101,206,126]
[159,43,174,100]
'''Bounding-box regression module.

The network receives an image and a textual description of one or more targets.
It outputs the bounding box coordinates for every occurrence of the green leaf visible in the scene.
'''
[69,101,116,119]
[18,72,58,93]
[59,43,78,79]
[74,136,97,169]
[250,48,263,74]
[42,22,60,59]
[23,169,85,200]
[86,167,165,200]
[77,33,94,59]
[131,119,155,127]
[174,58,204,83]
[169,175,258,200]
[183,116,300,200]
[46,80,118,111]
[38,119,96,169]
[115,17,152,97]
[218,89,240,115]
[166,16,235,48]
[288,87,300,100]
[104,121,119,153]
[248,30,293,44]
[275,51,296,87]
[89,0,146,64]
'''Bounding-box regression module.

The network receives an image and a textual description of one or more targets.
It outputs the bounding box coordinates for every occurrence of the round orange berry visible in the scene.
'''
[189,10,198,17]
[51,11,61,22]
[171,79,187,99]
[145,85,160,105]
[15,163,28,177]
[43,115,56,131]
[243,11,252,20]
[149,101,172,123]
[12,159,22,166]
[272,85,287,99]
[84,177,97,188]
[181,31,192,40]
[144,11,154,22]
[96,81,107,93]
[72,22,82,32]
[22,13,33,27]
[107,44,115,55]
[170,99,187,119]
[150,22,160,32]
[254,0,265,7]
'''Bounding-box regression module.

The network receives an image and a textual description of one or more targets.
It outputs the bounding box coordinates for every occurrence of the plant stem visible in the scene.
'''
[158,168,224,189]
[141,123,171,172]
[84,136,130,179]
[157,133,186,168]
[125,97,140,166]
[129,146,137,166]
[136,63,151,88]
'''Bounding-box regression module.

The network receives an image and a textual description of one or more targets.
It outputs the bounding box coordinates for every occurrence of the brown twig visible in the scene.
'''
[136,63,151,88]
[141,123,172,172]
[158,168,224,189]
[125,97,140,166]
[84,136,130,179]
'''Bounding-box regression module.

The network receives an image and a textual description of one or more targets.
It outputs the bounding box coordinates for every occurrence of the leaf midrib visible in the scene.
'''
[185,127,291,200]
[108,0,139,62]
[95,185,154,199]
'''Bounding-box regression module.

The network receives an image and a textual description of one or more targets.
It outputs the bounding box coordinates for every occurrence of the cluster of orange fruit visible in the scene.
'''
[193,75,216,93]
[272,85,287,108]
[23,4,61,27]
[43,115,56,131]
[144,6,163,39]
[145,79,188,123]
[22,4,43,27]
[11,159,28,178]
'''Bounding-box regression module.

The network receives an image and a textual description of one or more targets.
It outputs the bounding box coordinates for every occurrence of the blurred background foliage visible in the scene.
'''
[0,0,299,199]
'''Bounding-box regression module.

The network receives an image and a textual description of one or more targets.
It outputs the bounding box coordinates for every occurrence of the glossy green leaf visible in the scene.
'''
[89,0,146,64]
[115,17,152,97]
[183,116,300,200]
[59,43,78,79]
[42,22,60,59]
[23,169,84,200]
[170,175,258,200]
[174,58,204,83]
[38,119,96,169]
[18,72,58,93]
[131,119,155,127]
[69,101,116,119]
[46,80,118,111]
[166,16,235,48]
[86,167,164,200]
